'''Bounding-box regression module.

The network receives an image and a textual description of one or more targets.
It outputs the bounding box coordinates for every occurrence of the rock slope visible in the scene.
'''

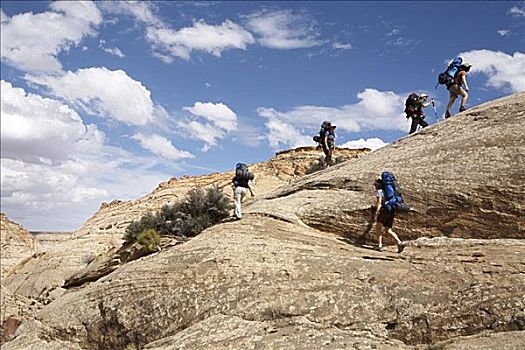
[1,148,366,322]
[3,93,525,349]
[0,213,40,279]
[75,147,366,237]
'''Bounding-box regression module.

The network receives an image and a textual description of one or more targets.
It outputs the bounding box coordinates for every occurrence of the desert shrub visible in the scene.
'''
[125,185,232,242]
[135,229,160,253]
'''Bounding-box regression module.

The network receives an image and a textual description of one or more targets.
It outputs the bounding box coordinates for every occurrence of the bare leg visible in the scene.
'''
[446,95,456,116]
[460,91,469,109]
[376,221,384,250]
[386,228,402,245]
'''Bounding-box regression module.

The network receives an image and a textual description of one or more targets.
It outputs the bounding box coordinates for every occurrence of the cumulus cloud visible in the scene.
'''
[132,133,194,160]
[257,88,406,150]
[0,1,102,73]
[460,49,525,92]
[183,102,237,131]
[0,80,177,231]
[181,102,238,151]
[1,80,104,164]
[146,20,255,60]
[245,10,322,49]
[26,67,155,125]
[340,137,388,151]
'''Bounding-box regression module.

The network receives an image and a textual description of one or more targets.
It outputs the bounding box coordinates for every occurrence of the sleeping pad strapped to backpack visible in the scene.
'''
[381,171,410,212]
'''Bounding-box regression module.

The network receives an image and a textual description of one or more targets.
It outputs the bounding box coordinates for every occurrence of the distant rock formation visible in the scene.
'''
[0,213,40,280]
[2,93,524,349]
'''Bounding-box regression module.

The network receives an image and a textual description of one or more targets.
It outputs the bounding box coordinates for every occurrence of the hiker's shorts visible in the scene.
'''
[448,84,467,98]
[377,208,395,228]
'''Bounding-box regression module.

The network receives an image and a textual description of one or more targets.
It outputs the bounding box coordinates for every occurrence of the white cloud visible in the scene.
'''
[0,80,178,231]
[257,88,406,150]
[332,42,352,50]
[459,50,525,92]
[183,102,238,131]
[99,0,163,27]
[179,102,239,151]
[508,6,525,17]
[132,133,194,160]
[146,20,255,60]
[26,67,155,125]
[0,1,102,73]
[497,29,511,37]
[183,121,225,152]
[340,138,388,151]
[99,39,125,58]
[245,10,322,49]
[1,80,104,163]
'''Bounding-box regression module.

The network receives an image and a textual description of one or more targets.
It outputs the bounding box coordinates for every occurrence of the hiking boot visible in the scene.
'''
[377,245,383,252]
[459,106,467,112]
[445,111,451,119]
[397,242,406,253]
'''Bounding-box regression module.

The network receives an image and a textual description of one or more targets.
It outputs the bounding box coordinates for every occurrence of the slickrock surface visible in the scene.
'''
[0,213,40,280]
[1,148,365,318]
[75,147,366,237]
[3,93,525,349]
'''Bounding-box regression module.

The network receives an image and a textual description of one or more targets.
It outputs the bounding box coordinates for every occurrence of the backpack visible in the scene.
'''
[404,93,419,116]
[380,171,410,212]
[437,56,463,88]
[313,121,334,145]
[234,163,254,184]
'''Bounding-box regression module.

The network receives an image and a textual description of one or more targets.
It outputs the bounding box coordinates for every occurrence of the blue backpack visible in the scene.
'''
[437,56,463,88]
[381,171,410,212]
[234,163,254,186]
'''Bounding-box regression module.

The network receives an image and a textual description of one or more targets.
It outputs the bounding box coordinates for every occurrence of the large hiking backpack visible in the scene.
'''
[313,121,334,145]
[404,93,419,116]
[234,163,254,183]
[380,171,410,212]
[437,56,463,88]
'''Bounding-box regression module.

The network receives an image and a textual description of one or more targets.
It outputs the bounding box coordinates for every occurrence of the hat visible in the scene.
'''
[463,62,472,67]
[420,93,428,99]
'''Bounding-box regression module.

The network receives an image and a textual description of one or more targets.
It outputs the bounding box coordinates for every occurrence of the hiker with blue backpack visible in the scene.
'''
[437,56,472,118]
[373,172,409,253]
[232,163,254,220]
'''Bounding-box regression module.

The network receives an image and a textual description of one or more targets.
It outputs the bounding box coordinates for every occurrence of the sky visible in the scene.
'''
[1,1,524,231]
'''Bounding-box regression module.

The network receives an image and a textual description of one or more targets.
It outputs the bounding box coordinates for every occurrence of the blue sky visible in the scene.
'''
[1,1,524,230]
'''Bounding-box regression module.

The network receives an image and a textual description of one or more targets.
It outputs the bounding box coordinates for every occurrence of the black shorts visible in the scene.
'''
[377,208,395,228]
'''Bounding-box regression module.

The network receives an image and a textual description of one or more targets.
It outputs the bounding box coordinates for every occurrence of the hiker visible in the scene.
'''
[314,121,336,167]
[373,174,407,253]
[405,93,434,134]
[445,62,472,118]
[232,163,254,219]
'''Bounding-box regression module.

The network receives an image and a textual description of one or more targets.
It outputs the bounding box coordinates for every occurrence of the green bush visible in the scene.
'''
[136,229,160,253]
[125,185,232,243]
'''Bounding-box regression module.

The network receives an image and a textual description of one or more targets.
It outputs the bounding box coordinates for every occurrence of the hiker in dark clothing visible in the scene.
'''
[232,163,254,219]
[445,62,472,118]
[406,93,434,134]
[322,124,336,167]
[373,179,405,253]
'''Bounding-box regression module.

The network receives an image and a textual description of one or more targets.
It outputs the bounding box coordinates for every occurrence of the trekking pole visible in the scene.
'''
[431,101,438,121]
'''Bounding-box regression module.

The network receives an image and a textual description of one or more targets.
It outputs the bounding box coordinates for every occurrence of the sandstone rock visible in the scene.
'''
[0,213,40,280]
[3,93,524,349]
[74,147,367,237]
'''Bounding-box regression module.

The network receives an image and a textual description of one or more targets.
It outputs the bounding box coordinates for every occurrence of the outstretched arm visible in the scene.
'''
[462,75,469,92]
